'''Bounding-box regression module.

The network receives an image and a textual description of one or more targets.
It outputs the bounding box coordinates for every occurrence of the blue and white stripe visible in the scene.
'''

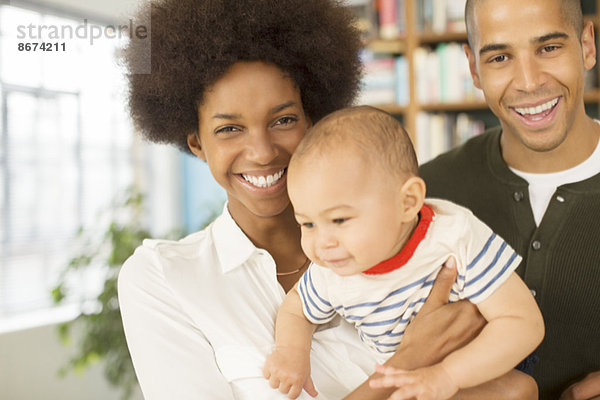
[297,200,522,356]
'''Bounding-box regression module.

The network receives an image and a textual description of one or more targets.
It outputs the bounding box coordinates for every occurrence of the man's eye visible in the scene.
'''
[489,54,507,63]
[541,45,560,53]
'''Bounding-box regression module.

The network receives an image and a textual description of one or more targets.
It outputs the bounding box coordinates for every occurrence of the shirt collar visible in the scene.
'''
[211,203,258,273]
[487,125,600,192]
[363,204,435,275]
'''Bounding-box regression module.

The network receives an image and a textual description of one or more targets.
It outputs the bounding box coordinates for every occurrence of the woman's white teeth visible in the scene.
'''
[242,169,284,188]
[515,98,558,116]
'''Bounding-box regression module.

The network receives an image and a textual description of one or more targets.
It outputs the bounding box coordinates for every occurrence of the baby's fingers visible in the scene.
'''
[389,385,421,400]
[268,374,281,389]
[303,376,319,397]
[286,382,307,399]
[370,371,415,389]
[374,363,407,376]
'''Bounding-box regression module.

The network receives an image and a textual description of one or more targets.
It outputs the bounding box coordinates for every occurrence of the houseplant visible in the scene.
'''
[51,188,155,400]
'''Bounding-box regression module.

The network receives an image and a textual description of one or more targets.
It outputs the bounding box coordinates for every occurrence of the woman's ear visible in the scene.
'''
[187,133,206,161]
[399,176,426,223]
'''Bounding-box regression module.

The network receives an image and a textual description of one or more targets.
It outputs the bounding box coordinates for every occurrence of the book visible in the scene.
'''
[416,111,485,164]
[378,0,398,39]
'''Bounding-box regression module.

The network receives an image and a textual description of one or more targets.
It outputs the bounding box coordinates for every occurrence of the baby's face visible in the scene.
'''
[288,148,410,276]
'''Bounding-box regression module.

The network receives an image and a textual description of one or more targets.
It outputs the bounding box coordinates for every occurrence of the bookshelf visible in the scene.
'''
[351,0,600,163]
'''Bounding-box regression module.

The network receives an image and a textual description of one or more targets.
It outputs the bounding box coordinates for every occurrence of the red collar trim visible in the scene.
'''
[363,204,434,276]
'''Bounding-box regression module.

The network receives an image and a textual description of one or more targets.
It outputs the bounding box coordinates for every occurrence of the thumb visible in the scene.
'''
[303,376,319,397]
[419,256,457,315]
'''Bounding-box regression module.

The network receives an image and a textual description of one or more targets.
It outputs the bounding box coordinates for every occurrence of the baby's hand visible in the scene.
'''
[263,346,318,399]
[368,363,458,400]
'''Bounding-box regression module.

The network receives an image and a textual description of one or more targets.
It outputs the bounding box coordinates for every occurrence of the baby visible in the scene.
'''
[263,105,544,399]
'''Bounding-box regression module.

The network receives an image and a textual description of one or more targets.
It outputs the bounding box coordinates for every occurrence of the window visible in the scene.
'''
[0,4,135,321]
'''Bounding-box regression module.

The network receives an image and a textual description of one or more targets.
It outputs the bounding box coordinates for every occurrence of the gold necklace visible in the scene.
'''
[276,257,310,276]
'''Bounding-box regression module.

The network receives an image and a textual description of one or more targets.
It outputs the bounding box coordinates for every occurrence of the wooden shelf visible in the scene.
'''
[418,31,467,44]
[364,31,469,54]
[377,104,408,114]
[366,39,406,54]
[584,89,600,103]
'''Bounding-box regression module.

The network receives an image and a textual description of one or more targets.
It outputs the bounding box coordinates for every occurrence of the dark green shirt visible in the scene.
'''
[420,126,600,400]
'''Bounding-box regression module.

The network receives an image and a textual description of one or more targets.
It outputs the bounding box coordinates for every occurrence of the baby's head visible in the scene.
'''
[288,106,426,276]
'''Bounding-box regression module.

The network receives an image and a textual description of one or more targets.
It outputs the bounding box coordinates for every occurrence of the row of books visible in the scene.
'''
[414,42,484,104]
[416,0,467,33]
[358,43,483,106]
[415,112,485,164]
[348,0,467,40]
[358,50,408,106]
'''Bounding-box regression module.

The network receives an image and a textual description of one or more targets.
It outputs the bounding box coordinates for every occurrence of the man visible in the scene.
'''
[420,0,600,399]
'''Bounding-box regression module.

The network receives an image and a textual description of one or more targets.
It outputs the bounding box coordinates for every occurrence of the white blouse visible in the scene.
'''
[118,205,375,400]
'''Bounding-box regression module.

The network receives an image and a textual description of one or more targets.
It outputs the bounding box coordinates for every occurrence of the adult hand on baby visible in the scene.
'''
[344,257,487,400]
[369,363,458,400]
[560,371,600,400]
[263,346,318,399]
[397,257,486,366]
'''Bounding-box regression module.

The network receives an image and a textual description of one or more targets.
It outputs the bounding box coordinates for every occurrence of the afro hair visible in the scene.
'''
[124,0,363,153]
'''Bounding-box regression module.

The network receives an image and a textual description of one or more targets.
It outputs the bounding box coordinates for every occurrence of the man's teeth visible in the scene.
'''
[242,169,284,188]
[515,98,559,116]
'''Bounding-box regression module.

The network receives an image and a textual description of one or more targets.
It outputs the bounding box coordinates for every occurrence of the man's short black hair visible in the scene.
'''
[465,0,583,48]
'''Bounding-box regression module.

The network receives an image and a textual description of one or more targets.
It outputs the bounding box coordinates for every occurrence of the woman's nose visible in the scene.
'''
[246,129,278,165]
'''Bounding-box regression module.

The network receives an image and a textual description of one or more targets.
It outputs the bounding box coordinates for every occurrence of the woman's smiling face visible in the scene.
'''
[188,61,311,221]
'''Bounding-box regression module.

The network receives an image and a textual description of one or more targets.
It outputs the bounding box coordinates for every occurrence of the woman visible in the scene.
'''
[118,0,535,399]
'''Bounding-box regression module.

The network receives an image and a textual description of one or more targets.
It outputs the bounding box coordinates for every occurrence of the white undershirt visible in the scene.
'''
[510,127,600,226]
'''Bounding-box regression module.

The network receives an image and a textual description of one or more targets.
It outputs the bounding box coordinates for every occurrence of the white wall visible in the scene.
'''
[16,0,143,22]
[0,323,143,400]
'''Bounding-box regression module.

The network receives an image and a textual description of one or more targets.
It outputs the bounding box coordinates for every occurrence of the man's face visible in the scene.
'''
[464,0,596,160]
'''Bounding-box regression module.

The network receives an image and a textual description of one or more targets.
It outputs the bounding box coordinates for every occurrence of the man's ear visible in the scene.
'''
[187,133,206,161]
[463,43,482,89]
[581,20,597,71]
[399,176,426,223]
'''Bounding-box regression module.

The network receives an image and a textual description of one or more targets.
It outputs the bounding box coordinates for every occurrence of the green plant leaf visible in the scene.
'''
[53,188,156,399]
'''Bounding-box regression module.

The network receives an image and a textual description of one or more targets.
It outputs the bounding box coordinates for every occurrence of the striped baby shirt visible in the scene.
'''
[297,198,522,357]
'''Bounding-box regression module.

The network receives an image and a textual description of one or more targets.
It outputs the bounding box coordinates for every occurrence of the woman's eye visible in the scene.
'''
[332,218,348,225]
[215,126,240,135]
[301,222,314,229]
[274,116,298,126]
